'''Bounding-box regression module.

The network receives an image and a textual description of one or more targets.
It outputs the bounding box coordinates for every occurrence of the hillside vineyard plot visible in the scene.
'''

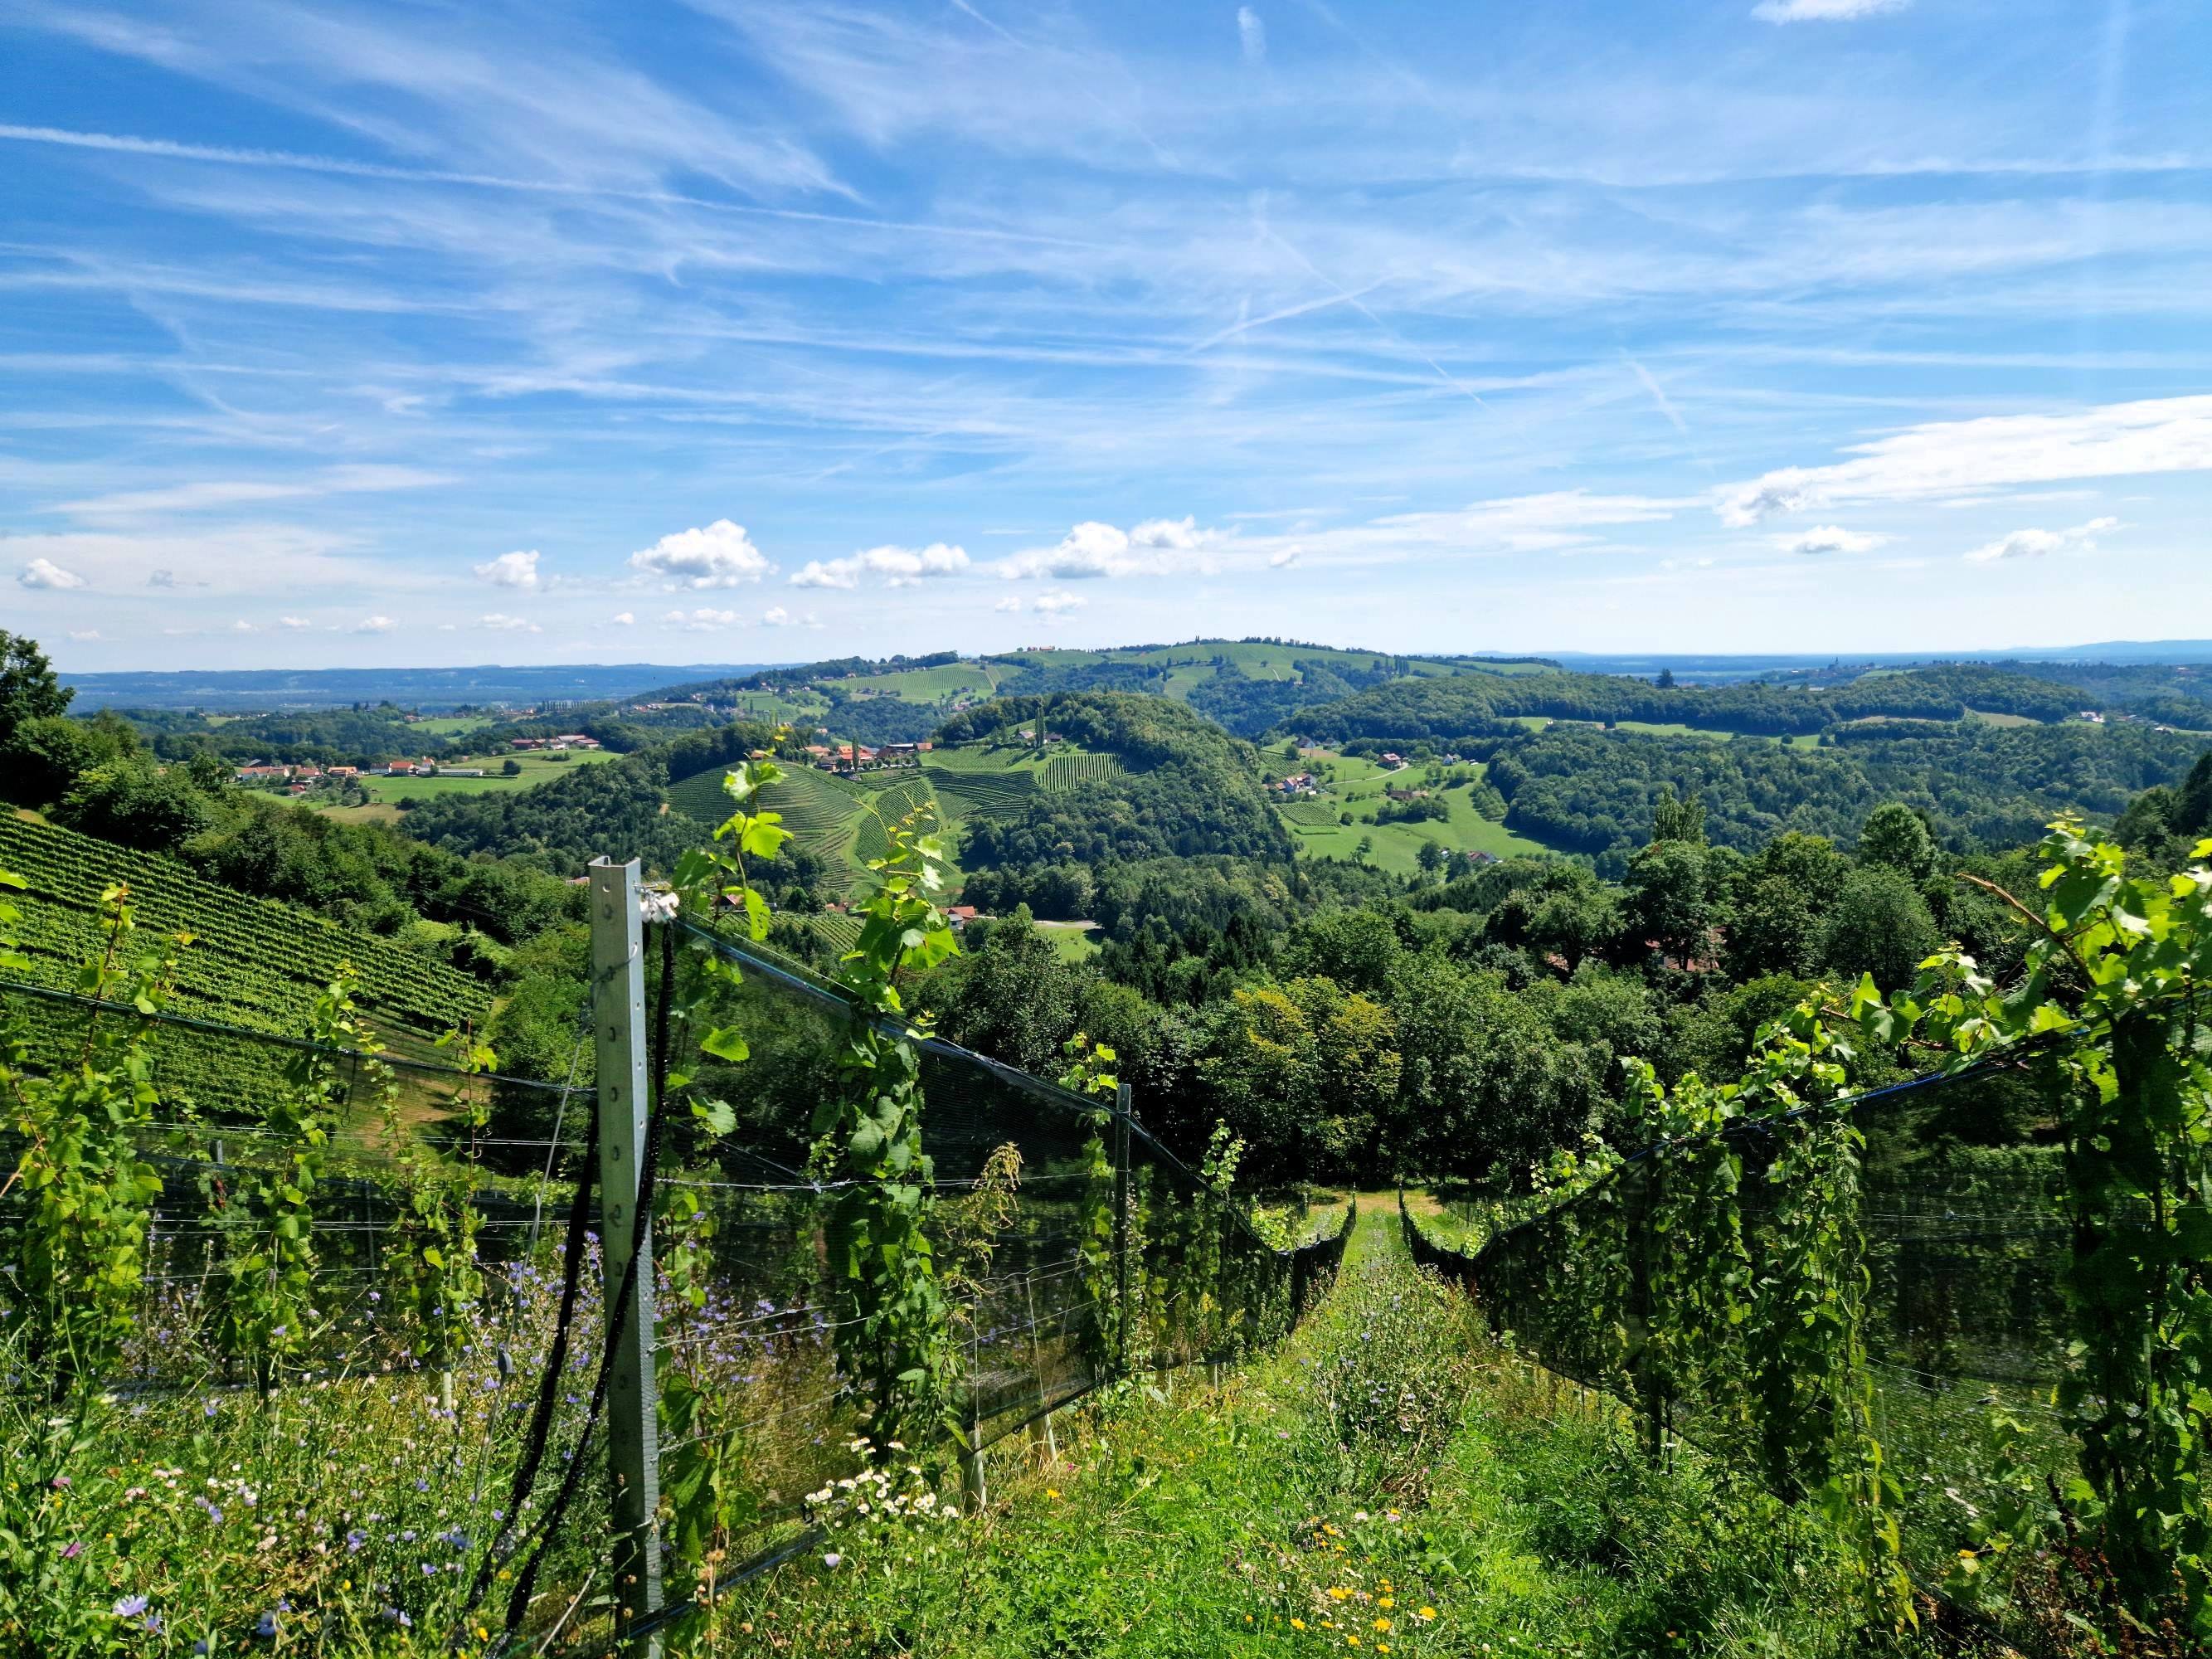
[0,816,486,1038]
[923,759,1039,818]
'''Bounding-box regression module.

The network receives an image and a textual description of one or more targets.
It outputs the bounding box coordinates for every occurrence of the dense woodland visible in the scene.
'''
[7,628,2211,1202]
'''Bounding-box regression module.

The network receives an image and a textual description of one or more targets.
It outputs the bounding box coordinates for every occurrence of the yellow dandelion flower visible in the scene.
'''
[1292,1618,1307,1632]
[1417,1607,1437,1621]
[1373,1618,1392,1633]
[1347,1639,1360,1649]
[1329,1587,1351,1600]
[1378,1597,1393,1609]
[1045,1488,1061,1499]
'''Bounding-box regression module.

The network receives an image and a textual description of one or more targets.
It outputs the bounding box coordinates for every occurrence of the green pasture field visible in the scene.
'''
[406,715,493,735]
[1965,707,2039,728]
[1281,749,1553,873]
[839,663,1004,703]
[313,749,617,823]
[1034,918,1101,961]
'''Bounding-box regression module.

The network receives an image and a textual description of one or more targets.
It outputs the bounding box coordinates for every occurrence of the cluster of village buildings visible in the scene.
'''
[233,733,603,791]
[802,739,931,775]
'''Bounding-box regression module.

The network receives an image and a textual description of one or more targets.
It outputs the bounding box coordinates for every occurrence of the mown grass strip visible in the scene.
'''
[714,1201,1925,1658]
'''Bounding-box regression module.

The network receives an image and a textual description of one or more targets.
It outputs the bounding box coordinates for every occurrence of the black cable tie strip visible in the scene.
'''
[0,973,576,1092]
[491,920,679,1650]
[454,1075,604,1633]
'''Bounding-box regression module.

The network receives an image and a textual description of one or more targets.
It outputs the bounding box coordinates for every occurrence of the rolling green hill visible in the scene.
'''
[1289,662,2088,745]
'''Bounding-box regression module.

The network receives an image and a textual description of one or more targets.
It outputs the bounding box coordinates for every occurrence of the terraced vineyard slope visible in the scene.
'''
[0,815,488,1040]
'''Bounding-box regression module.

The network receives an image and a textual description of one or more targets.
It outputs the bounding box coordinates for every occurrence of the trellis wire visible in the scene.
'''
[1403,1049,2088,1647]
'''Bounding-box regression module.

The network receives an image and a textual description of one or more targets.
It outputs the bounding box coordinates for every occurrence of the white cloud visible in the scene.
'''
[762,606,795,626]
[628,520,773,588]
[1237,6,1266,61]
[231,619,258,633]
[20,557,87,590]
[1776,525,1887,556]
[1752,0,1908,19]
[147,567,207,589]
[474,548,541,589]
[610,611,635,625]
[477,612,539,631]
[1719,396,2212,524]
[997,590,1089,617]
[355,615,396,634]
[67,629,101,642]
[1269,547,1300,568]
[1243,492,1683,567]
[996,518,1217,580]
[56,465,451,518]
[790,542,969,590]
[278,615,311,629]
[1965,515,2119,564]
[662,606,744,630]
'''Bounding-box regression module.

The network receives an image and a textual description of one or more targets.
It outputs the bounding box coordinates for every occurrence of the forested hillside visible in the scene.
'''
[1486,719,2204,868]
[931,692,1292,915]
[1286,661,2091,742]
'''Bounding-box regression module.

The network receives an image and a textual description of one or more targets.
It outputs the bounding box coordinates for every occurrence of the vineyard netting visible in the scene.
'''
[0,907,1351,1656]
[1403,1048,2180,1651]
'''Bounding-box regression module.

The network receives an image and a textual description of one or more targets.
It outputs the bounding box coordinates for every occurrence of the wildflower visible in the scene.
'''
[256,1609,280,1637]
[1044,1487,1061,1500]
[1328,1587,1350,1601]
[1373,1618,1392,1633]
[1291,1618,1307,1631]
[113,1595,148,1618]
[1417,1607,1437,1621]
[823,1552,843,1569]
[61,1540,82,1559]
[51,1476,70,1490]
[1378,1597,1393,1609]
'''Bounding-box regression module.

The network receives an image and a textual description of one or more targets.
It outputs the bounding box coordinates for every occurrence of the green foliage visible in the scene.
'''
[208,966,368,1389]
[1843,819,2212,1637]
[0,630,72,747]
[793,788,965,1454]
[0,878,180,1389]
[1057,1032,1122,1372]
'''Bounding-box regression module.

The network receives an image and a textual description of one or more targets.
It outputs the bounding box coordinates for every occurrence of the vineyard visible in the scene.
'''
[0,799,1355,1657]
[922,758,1038,820]
[1277,798,1342,827]
[848,776,937,866]
[1038,751,1125,792]
[0,815,486,1038]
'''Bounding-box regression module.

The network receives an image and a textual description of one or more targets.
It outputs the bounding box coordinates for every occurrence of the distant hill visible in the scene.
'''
[61,662,775,713]
[1286,663,2095,744]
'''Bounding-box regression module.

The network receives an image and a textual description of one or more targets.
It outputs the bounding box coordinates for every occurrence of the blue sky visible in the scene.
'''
[3,0,2210,670]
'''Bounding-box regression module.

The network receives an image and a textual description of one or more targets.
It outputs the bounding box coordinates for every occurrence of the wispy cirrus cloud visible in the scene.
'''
[53,465,450,518]
[1753,0,1908,22]
[1718,397,2212,525]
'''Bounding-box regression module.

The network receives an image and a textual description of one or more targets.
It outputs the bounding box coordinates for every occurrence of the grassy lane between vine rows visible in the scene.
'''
[710,1199,1947,1658]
